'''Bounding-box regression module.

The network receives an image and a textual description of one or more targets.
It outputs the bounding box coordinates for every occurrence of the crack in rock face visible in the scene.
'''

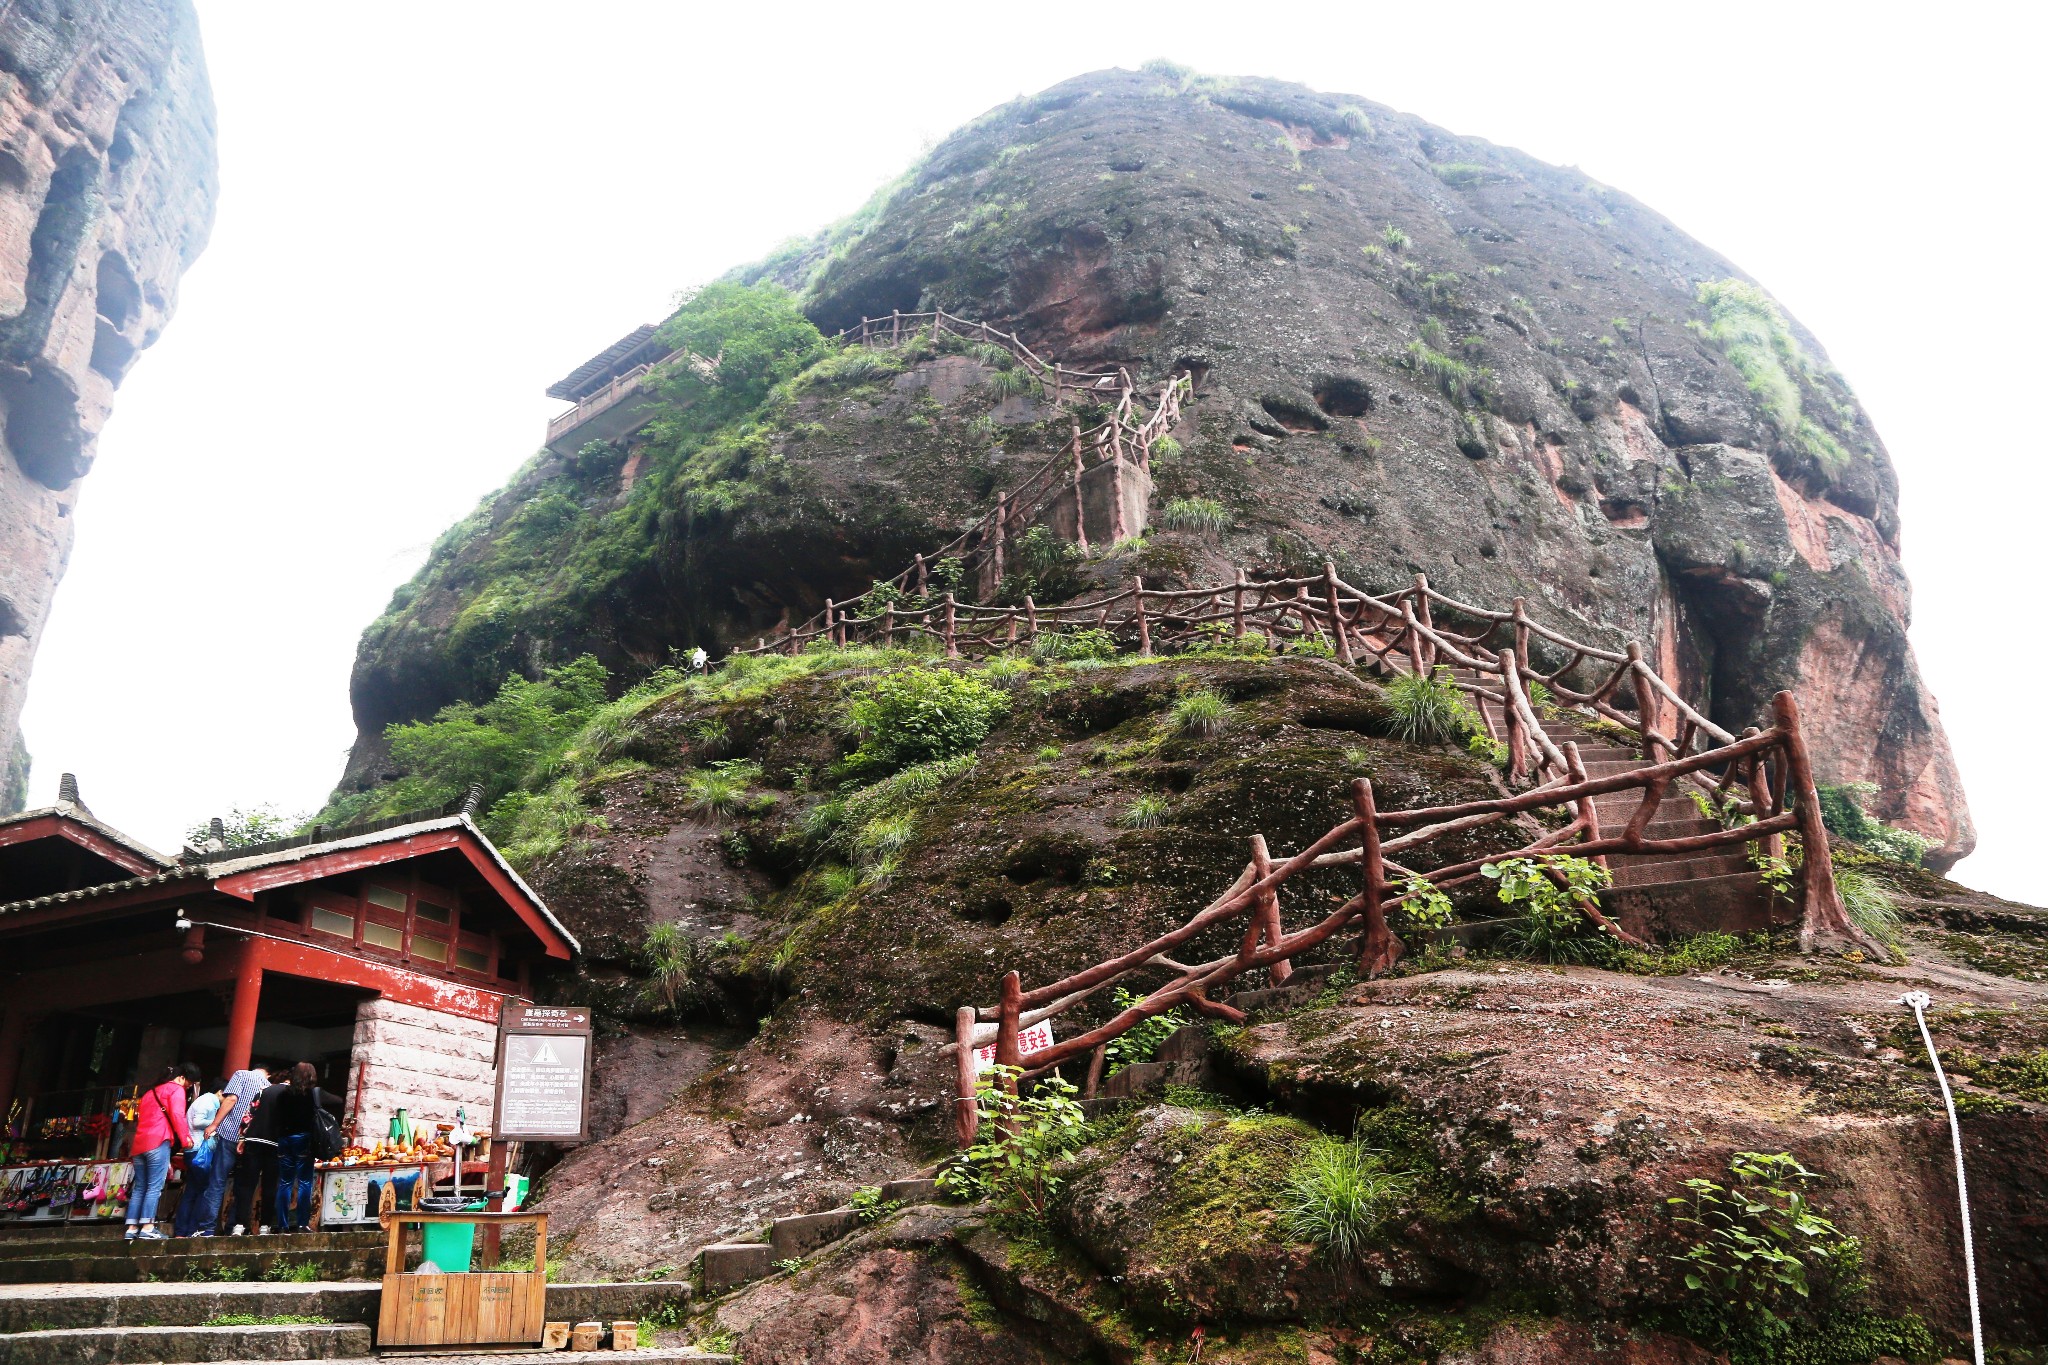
[0,0,218,808]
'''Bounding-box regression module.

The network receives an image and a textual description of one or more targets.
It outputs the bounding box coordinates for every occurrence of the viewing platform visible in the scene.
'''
[543,325,676,456]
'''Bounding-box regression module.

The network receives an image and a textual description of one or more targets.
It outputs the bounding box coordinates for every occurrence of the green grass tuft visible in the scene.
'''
[1280,1136,1406,1261]
[1170,689,1232,737]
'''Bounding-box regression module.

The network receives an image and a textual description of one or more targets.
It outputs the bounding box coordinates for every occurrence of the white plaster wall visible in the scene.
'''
[347,998,496,1138]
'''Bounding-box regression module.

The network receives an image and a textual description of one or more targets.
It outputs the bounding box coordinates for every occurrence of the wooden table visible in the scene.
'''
[376,1208,547,1349]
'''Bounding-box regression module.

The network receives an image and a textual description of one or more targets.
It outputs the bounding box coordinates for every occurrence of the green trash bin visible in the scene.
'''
[421,1218,476,1273]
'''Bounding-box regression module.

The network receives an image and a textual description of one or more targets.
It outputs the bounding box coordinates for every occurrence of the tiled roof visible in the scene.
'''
[1,801,176,870]
[545,324,663,402]
[0,812,578,954]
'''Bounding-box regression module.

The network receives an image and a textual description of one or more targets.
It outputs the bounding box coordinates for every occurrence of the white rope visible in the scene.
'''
[1899,990,1984,1365]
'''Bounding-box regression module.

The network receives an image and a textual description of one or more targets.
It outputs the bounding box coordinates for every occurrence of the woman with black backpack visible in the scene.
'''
[268,1062,343,1233]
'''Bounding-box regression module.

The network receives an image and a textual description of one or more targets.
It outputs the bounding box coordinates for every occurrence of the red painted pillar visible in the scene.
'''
[0,1006,27,1131]
[224,945,265,1075]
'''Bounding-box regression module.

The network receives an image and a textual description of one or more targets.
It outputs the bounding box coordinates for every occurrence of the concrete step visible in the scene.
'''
[0,1320,372,1363]
[1604,870,1779,941]
[0,1229,382,1261]
[697,1242,772,1293]
[0,1279,691,1334]
[878,1178,939,1205]
[1610,855,1751,887]
[769,1209,857,1260]
[0,1241,380,1285]
[381,1351,732,1364]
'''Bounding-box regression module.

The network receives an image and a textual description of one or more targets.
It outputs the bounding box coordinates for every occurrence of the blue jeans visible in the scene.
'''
[275,1134,315,1231]
[174,1138,232,1234]
[126,1141,171,1226]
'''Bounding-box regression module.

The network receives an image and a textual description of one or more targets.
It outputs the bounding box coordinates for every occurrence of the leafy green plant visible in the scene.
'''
[843,667,1009,777]
[1393,876,1454,930]
[1466,732,1509,767]
[1385,667,1480,746]
[1032,628,1120,662]
[1182,621,1270,658]
[204,1313,332,1327]
[1406,340,1487,406]
[1121,794,1172,830]
[1615,930,1742,976]
[1694,280,1852,471]
[1337,106,1371,135]
[1832,864,1902,954]
[771,1257,803,1275]
[1150,435,1183,460]
[849,1185,903,1224]
[263,1260,322,1283]
[1484,854,1616,964]
[1159,497,1231,533]
[938,1067,1087,1216]
[1105,987,1189,1074]
[1380,223,1410,251]
[1814,782,1929,866]
[1669,1152,1880,1355]
[1280,1135,1408,1261]
[1170,689,1232,737]
[989,367,1037,399]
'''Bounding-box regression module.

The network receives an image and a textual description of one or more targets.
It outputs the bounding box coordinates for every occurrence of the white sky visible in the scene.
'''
[20,1,2045,900]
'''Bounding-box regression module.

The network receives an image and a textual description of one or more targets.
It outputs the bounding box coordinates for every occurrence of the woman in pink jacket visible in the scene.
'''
[126,1064,197,1240]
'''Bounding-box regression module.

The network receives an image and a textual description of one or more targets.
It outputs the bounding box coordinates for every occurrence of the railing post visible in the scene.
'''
[1352,778,1402,976]
[992,492,1008,585]
[882,604,895,648]
[1324,562,1355,666]
[1109,455,1128,544]
[1744,731,1784,863]
[1233,569,1246,639]
[915,553,928,597]
[1252,833,1291,985]
[1412,574,1435,670]
[1499,649,1531,783]
[825,599,838,648]
[944,593,959,659]
[1773,691,1875,956]
[1512,596,1531,677]
[1626,642,1665,762]
[1063,421,1089,554]
[994,971,1023,1116]
[892,309,901,343]
[1402,601,1428,678]
[954,1006,979,1147]
[1563,741,1609,873]
[1024,595,1037,644]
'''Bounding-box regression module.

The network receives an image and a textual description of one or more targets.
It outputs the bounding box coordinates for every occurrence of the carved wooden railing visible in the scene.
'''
[922,568,1877,1146]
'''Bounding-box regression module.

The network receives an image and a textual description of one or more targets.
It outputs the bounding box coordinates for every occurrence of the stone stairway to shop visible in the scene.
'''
[695,1174,942,1294]
[1456,669,1779,939]
[0,1222,718,1363]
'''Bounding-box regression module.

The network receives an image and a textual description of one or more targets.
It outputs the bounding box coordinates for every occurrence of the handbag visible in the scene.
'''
[188,1136,215,1174]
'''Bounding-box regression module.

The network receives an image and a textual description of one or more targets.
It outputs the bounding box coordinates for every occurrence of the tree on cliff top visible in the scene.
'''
[652,282,827,415]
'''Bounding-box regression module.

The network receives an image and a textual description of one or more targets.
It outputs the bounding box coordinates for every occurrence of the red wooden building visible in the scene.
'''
[0,778,578,1154]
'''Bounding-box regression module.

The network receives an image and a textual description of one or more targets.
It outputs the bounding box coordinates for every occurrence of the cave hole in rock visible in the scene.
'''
[0,593,24,639]
[1173,356,1211,389]
[0,151,102,367]
[95,252,140,329]
[957,895,1014,927]
[1155,765,1197,794]
[1001,837,1088,886]
[1312,375,1373,418]
[1258,395,1328,433]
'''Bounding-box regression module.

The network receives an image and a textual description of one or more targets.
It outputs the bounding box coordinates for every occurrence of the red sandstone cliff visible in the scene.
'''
[0,0,217,808]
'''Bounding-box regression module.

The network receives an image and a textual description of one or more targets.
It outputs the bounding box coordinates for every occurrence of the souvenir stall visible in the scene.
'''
[0,1087,135,1223]
[0,780,578,1237]
[315,1111,516,1228]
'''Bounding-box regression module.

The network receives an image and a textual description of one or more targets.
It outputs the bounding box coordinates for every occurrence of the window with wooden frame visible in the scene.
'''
[293,870,509,981]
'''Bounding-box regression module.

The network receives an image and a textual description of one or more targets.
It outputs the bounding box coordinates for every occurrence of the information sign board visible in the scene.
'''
[492,1005,592,1143]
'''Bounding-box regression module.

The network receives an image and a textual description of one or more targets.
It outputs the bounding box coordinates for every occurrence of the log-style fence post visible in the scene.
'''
[1412,574,1436,670]
[1233,569,1247,640]
[1353,778,1403,976]
[892,309,901,344]
[1024,595,1037,644]
[915,553,928,597]
[1499,649,1531,783]
[1253,833,1291,985]
[1071,432,1090,555]
[1324,562,1355,666]
[994,970,1024,1114]
[1132,576,1151,656]
[1512,597,1531,678]
[1082,1043,1108,1101]
[1744,731,1784,863]
[1402,601,1428,678]
[882,604,895,648]
[954,1005,979,1147]
[1110,455,1128,544]
[944,594,959,659]
[1626,642,1665,762]
[1772,691,1877,956]
[824,600,839,648]
[992,492,1008,585]
[1563,741,1609,873]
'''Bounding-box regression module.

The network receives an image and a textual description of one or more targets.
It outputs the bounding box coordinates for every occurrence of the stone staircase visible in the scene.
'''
[0,1222,718,1363]
[1458,672,1780,939]
[696,1175,941,1294]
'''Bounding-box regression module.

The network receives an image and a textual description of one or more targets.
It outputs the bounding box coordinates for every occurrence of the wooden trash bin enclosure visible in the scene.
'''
[377,1209,547,1349]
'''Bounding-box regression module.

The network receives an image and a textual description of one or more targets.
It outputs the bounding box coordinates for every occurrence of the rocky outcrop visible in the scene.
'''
[0,0,217,809]
[340,66,1969,869]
